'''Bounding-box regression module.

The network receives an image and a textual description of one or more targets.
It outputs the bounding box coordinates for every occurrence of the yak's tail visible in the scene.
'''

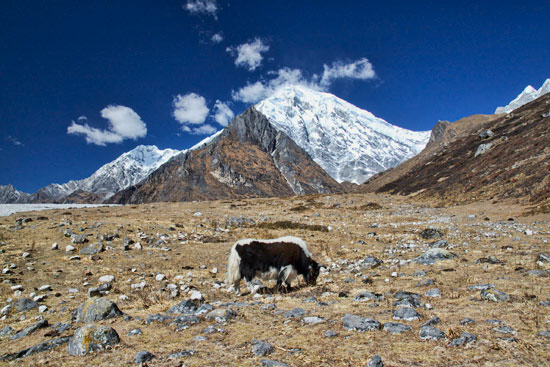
[226,243,241,286]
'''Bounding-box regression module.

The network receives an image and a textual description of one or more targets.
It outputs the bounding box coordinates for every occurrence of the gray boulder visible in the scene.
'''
[283,308,306,318]
[419,326,445,340]
[72,298,123,323]
[393,307,421,321]
[14,298,39,312]
[415,248,457,265]
[367,355,383,367]
[383,322,411,334]
[10,319,48,340]
[252,339,273,357]
[0,336,71,361]
[67,324,120,356]
[80,243,104,255]
[167,299,200,314]
[342,314,381,332]
[354,291,384,302]
[449,332,477,346]
[481,288,510,302]
[135,350,155,364]
[205,308,236,322]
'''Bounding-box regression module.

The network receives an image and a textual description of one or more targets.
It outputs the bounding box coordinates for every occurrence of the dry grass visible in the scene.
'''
[0,194,549,366]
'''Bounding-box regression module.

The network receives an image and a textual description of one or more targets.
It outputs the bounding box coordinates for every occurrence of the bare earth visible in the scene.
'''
[0,194,549,366]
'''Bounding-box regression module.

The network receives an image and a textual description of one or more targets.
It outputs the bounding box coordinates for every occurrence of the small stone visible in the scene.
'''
[261,360,290,367]
[190,291,203,301]
[69,256,81,261]
[205,308,236,322]
[393,307,421,321]
[367,355,383,367]
[467,283,494,291]
[67,324,120,356]
[493,326,516,335]
[342,314,381,332]
[419,325,445,340]
[39,285,52,292]
[383,322,411,334]
[51,243,58,250]
[80,243,104,255]
[252,339,273,357]
[167,349,196,359]
[135,350,155,364]
[415,248,457,265]
[283,308,306,318]
[354,291,384,302]
[22,252,30,258]
[425,288,441,298]
[301,316,324,324]
[10,319,48,340]
[450,332,477,347]
[128,328,142,336]
[14,298,39,312]
[420,228,443,240]
[325,330,338,338]
[0,325,14,336]
[422,316,441,327]
[38,305,48,313]
[481,288,509,302]
[65,245,76,253]
[155,273,166,281]
[71,234,88,244]
[98,275,115,283]
[460,318,474,325]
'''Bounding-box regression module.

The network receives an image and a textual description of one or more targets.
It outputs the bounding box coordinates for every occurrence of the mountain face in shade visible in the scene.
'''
[255,85,431,184]
[109,107,343,204]
[495,78,550,114]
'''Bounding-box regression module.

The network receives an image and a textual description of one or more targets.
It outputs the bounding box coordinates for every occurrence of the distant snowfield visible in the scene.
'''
[0,204,121,217]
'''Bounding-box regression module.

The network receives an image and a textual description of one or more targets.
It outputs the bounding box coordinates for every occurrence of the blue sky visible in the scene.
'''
[1,1,549,193]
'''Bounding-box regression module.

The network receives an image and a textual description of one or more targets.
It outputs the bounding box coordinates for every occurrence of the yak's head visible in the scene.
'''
[305,260,320,285]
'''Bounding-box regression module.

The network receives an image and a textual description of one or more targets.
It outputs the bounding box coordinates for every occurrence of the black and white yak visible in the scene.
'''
[226,236,320,295]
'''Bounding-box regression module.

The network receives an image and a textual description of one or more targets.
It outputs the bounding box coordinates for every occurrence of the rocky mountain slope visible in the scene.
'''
[109,107,342,203]
[2,145,181,204]
[0,185,30,204]
[372,93,550,209]
[495,78,550,114]
[256,86,431,184]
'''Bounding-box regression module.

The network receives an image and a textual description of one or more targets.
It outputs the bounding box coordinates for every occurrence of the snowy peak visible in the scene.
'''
[495,78,550,114]
[255,85,430,184]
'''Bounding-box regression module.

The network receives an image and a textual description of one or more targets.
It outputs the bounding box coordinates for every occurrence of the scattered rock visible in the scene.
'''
[98,275,115,283]
[393,307,421,321]
[476,256,505,265]
[71,234,88,244]
[474,143,493,157]
[481,288,509,302]
[415,248,457,265]
[80,243,104,255]
[128,328,142,336]
[283,308,306,319]
[419,325,445,340]
[425,288,441,298]
[537,331,550,338]
[537,253,550,264]
[342,314,381,332]
[252,339,274,357]
[449,332,477,346]
[361,256,383,269]
[479,129,494,139]
[205,308,236,322]
[0,326,14,336]
[354,291,384,302]
[168,299,200,314]
[422,317,440,327]
[493,326,516,335]
[168,350,196,359]
[67,324,120,356]
[14,298,39,312]
[467,284,494,291]
[301,316,324,325]
[135,350,155,364]
[10,319,48,340]
[460,318,474,325]
[190,291,203,301]
[72,298,124,323]
[383,322,411,334]
[420,228,443,240]
[261,360,290,367]
[325,330,338,338]
[0,336,71,361]
[367,355,383,367]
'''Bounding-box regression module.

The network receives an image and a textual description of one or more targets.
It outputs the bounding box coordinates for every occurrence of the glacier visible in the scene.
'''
[256,85,431,184]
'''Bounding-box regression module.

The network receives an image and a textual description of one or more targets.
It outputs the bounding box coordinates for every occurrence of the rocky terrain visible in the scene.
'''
[0,193,548,366]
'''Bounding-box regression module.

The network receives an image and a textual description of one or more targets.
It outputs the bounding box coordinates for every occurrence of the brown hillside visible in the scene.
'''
[374,94,550,208]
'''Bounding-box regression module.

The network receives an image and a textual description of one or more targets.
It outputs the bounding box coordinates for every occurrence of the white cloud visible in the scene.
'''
[184,0,218,18]
[231,68,321,104]
[213,100,234,126]
[320,58,376,87]
[231,58,376,104]
[67,105,147,146]
[101,105,147,140]
[6,135,23,146]
[189,124,218,135]
[211,32,223,43]
[172,93,210,126]
[226,38,269,71]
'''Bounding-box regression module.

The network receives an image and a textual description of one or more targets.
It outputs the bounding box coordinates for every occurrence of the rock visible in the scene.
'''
[467,283,494,291]
[39,284,52,292]
[170,314,200,330]
[98,275,115,283]
[14,298,39,312]
[474,143,493,157]
[51,243,58,250]
[65,245,76,253]
[190,291,203,301]
[283,308,306,318]
[476,256,505,265]
[422,317,440,327]
[261,360,290,367]
[481,288,509,302]
[460,318,475,325]
[425,288,441,298]
[168,299,200,314]
[168,349,196,359]
[325,330,338,338]
[537,253,550,264]
[145,313,174,324]
[38,305,48,313]
[252,339,274,357]
[67,324,120,356]
[393,307,421,321]
[342,314,381,332]
[205,308,236,322]
[71,234,88,244]
[419,325,445,340]
[361,256,383,269]
[1,304,11,316]
[493,326,516,335]
[367,355,383,367]
[80,243,104,255]
[383,322,411,334]
[135,350,155,364]
[155,273,166,281]
[354,291,384,302]
[301,316,324,324]
[449,332,477,346]
[0,326,14,336]
[430,239,449,248]
[195,303,214,315]
[420,228,443,240]
[479,129,494,139]
[537,331,550,338]
[416,278,434,287]
[0,336,71,361]
[10,319,48,340]
[72,298,124,323]
[128,328,142,336]
[415,248,457,265]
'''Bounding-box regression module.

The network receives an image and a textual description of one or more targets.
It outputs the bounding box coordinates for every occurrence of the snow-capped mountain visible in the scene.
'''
[0,184,30,203]
[255,85,431,184]
[33,145,181,202]
[495,78,550,114]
